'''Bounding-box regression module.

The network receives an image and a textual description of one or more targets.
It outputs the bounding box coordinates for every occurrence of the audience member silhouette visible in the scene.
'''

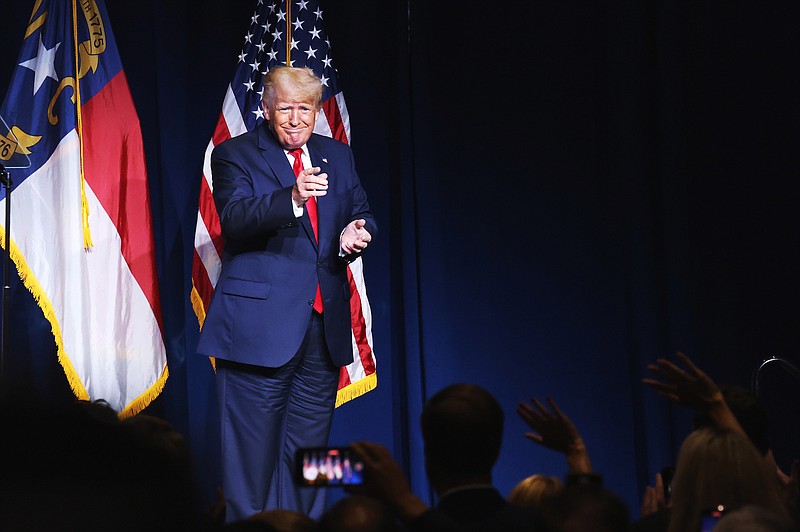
[5,353,794,532]
[243,509,318,532]
[640,351,800,530]
[515,395,630,531]
[539,482,630,532]
[318,494,400,532]
[694,384,794,491]
[0,397,202,531]
[418,383,540,529]
[350,383,540,531]
[666,426,789,532]
[508,474,563,512]
[714,504,798,532]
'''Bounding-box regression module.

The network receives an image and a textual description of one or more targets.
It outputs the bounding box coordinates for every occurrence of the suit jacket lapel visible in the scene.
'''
[257,125,296,188]
[257,125,318,249]
[308,136,331,253]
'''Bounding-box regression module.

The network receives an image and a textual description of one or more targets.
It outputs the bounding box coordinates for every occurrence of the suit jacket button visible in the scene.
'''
[307,299,314,306]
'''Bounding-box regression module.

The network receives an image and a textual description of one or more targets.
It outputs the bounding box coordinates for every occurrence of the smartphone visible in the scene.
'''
[660,466,675,504]
[295,446,364,487]
[700,505,726,532]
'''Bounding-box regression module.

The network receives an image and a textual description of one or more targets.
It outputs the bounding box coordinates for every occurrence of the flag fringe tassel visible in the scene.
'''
[190,283,206,329]
[0,229,89,401]
[335,372,377,408]
[0,227,168,419]
[118,364,169,419]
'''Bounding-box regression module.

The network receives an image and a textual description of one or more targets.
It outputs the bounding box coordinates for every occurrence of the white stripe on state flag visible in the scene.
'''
[8,131,166,413]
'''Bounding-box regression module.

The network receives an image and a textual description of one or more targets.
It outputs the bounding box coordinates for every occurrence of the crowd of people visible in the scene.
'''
[1,352,797,531]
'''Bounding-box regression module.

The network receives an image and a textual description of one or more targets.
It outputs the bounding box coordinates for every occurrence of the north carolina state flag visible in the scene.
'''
[0,0,167,416]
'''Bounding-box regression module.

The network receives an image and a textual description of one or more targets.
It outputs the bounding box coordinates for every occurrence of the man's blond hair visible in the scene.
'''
[262,66,323,109]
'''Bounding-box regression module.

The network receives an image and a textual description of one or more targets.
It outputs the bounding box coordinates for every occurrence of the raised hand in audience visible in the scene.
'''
[780,459,800,524]
[348,441,430,523]
[639,470,669,518]
[641,351,744,434]
[517,397,591,474]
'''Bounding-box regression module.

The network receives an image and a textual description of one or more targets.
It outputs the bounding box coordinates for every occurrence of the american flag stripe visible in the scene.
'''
[192,86,245,321]
[337,259,376,407]
[321,97,349,145]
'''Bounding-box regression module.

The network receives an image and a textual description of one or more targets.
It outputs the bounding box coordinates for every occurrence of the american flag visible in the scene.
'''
[191,0,376,407]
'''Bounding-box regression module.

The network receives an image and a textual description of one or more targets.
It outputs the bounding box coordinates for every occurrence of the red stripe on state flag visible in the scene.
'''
[80,69,163,329]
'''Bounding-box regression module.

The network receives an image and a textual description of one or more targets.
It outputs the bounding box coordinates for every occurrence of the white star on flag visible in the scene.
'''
[18,36,61,95]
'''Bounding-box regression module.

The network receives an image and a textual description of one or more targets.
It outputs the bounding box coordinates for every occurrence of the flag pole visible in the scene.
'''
[0,162,11,395]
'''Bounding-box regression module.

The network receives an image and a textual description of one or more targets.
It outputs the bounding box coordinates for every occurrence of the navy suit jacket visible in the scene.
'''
[196,124,376,368]
[411,487,541,532]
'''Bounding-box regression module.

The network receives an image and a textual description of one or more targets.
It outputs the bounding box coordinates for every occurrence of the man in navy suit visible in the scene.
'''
[351,384,541,531]
[196,65,377,521]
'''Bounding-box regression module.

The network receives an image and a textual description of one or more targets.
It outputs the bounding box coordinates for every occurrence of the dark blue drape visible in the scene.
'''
[1,0,797,515]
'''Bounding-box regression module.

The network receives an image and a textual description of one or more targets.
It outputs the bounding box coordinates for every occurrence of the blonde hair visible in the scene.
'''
[667,427,788,532]
[262,66,323,109]
[509,474,564,511]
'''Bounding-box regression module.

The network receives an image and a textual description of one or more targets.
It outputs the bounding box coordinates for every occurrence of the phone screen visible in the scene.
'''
[295,447,364,487]
[700,505,726,532]
[660,466,674,503]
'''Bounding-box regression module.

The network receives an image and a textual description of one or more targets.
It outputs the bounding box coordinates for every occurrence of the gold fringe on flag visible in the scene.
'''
[190,284,207,329]
[118,365,169,419]
[335,372,377,408]
[0,228,90,402]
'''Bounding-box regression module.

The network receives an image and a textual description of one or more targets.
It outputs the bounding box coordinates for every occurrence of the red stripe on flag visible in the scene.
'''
[197,177,224,258]
[322,98,348,145]
[338,366,352,389]
[212,111,233,145]
[347,267,376,374]
[81,70,163,330]
[191,249,215,311]
[191,110,232,323]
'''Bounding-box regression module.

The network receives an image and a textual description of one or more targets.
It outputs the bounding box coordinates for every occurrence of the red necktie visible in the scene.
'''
[289,148,323,313]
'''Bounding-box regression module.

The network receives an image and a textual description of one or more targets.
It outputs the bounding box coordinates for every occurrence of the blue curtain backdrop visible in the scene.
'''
[1,0,798,515]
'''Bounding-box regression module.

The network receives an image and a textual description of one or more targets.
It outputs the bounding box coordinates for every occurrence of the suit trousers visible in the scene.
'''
[216,312,339,521]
